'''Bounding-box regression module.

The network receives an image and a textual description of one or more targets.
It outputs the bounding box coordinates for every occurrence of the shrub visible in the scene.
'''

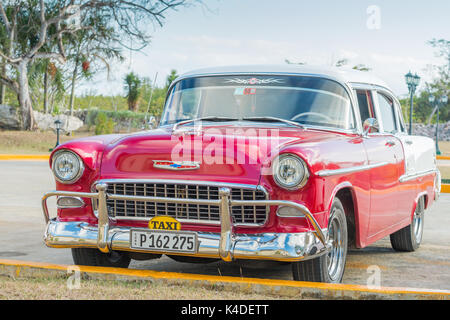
[95,112,115,135]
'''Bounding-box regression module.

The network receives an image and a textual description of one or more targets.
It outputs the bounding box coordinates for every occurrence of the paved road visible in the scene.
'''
[1,161,449,290]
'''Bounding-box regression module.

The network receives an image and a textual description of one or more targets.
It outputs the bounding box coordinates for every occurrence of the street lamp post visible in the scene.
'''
[429,94,448,155]
[404,71,421,135]
[55,119,62,147]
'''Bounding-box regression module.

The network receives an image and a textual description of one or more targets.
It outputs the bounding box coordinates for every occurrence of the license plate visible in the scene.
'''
[130,229,197,253]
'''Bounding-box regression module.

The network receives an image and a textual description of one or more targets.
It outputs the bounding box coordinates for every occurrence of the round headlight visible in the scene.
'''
[273,154,309,190]
[52,150,84,184]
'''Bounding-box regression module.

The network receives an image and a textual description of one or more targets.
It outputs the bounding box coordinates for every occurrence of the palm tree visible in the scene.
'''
[124,72,141,112]
[165,69,178,89]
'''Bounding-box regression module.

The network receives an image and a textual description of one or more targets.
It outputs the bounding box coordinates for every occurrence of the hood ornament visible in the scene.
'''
[153,160,200,170]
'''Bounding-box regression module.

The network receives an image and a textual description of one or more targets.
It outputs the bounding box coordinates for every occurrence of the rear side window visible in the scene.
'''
[377,93,397,133]
[355,90,374,125]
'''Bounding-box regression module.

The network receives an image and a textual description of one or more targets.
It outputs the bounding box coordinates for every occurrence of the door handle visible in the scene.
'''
[405,140,413,145]
[386,140,396,147]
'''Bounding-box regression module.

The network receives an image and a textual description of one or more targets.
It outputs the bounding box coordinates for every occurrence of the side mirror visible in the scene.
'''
[147,116,157,129]
[363,118,379,136]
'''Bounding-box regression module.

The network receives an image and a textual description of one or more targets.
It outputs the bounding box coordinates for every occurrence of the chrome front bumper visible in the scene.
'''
[42,184,329,262]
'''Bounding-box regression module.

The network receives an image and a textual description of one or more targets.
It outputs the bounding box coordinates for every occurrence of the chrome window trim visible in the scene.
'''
[372,90,399,134]
[316,162,389,177]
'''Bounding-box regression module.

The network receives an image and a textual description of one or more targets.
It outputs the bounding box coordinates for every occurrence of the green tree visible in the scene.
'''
[124,72,142,112]
[0,0,191,130]
[165,69,179,89]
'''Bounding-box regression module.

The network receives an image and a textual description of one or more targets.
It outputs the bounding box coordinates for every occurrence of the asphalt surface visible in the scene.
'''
[0,161,449,290]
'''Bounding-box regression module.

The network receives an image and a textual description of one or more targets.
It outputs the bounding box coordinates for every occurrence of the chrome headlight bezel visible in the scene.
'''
[51,149,85,184]
[272,154,309,190]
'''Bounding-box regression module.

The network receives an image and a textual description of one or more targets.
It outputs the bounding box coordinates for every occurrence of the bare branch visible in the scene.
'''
[0,75,19,94]
[0,50,21,64]
[0,3,11,35]
[33,52,66,64]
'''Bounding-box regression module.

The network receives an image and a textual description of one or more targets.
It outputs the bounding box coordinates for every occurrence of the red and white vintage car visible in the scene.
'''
[42,65,440,283]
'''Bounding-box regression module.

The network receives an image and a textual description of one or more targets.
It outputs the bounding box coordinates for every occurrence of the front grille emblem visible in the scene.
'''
[153,160,200,170]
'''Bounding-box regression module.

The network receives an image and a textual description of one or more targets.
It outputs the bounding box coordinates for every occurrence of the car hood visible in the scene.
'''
[99,124,339,185]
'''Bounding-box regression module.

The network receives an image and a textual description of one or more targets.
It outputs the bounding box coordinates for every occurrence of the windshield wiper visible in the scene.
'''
[242,116,304,129]
[172,116,239,131]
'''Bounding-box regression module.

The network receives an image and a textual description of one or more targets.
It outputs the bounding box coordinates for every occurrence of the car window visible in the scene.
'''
[377,93,397,133]
[355,90,374,125]
[394,100,407,133]
[162,75,355,129]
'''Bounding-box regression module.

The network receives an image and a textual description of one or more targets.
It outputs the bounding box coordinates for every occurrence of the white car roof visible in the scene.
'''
[178,64,391,91]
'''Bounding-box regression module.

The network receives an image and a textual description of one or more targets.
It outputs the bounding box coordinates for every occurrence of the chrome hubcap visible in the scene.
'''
[413,202,424,244]
[326,208,344,281]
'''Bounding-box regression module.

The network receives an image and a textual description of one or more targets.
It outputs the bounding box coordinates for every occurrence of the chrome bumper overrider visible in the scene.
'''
[42,184,329,262]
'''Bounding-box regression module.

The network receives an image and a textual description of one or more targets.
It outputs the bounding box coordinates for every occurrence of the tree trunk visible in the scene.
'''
[17,60,36,130]
[69,56,80,116]
[43,63,49,113]
[0,63,5,104]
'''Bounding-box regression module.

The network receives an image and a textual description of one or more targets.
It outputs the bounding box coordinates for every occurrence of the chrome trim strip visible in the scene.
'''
[399,169,438,183]
[316,162,389,177]
[107,193,221,205]
[95,179,268,193]
[110,216,262,227]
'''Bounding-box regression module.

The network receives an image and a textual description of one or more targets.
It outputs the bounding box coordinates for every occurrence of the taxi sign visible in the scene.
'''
[148,216,181,231]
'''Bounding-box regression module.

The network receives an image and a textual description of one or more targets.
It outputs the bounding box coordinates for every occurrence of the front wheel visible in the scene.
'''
[71,248,131,268]
[292,198,348,283]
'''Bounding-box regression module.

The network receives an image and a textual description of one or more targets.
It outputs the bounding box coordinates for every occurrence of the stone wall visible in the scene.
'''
[0,105,21,129]
[0,105,83,131]
[33,111,84,132]
[410,122,450,141]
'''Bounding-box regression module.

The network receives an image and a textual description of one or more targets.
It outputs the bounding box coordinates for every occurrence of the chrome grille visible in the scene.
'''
[103,182,269,225]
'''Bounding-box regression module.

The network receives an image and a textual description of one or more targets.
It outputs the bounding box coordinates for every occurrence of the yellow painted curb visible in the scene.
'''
[437,155,450,160]
[441,184,450,193]
[0,154,49,161]
[0,259,448,300]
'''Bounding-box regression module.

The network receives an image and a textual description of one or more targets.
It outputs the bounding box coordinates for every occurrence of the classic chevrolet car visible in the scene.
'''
[42,65,440,283]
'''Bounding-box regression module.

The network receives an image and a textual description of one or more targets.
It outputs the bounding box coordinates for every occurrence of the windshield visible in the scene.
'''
[160,75,355,130]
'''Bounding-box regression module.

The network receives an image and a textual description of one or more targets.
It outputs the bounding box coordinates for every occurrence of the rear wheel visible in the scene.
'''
[390,197,425,252]
[292,198,348,283]
[71,248,131,268]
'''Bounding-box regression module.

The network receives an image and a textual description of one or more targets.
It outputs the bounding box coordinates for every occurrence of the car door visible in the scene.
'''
[357,89,404,237]
[392,97,436,218]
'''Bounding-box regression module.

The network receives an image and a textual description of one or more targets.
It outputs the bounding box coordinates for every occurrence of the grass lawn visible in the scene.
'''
[0,275,286,300]
[0,130,94,154]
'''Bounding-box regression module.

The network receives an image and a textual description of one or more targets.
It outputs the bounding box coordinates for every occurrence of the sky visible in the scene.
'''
[78,0,450,98]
